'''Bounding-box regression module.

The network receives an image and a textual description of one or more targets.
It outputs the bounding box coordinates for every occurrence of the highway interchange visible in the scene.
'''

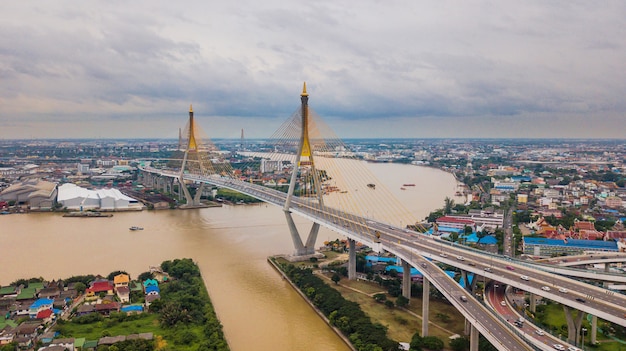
[145,169,626,351]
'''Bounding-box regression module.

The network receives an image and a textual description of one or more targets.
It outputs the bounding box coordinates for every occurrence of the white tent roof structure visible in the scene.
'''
[57,183,139,210]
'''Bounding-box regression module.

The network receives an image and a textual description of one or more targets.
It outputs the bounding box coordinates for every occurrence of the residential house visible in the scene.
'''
[94,301,119,316]
[75,304,95,317]
[149,267,170,283]
[14,321,41,342]
[144,294,161,308]
[0,286,18,298]
[85,281,114,301]
[0,329,14,346]
[113,274,130,289]
[145,285,160,296]
[29,298,53,319]
[116,286,130,304]
[35,309,54,323]
[98,335,126,345]
[49,337,75,351]
[142,279,159,291]
[37,286,61,300]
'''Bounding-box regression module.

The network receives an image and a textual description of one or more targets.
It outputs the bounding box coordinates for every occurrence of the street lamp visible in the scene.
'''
[581,327,587,350]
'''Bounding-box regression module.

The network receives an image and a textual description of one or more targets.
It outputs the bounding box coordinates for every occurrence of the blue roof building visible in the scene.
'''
[29,298,54,318]
[145,285,160,294]
[365,256,399,264]
[522,237,618,257]
[478,236,498,245]
[121,305,144,313]
[385,265,422,276]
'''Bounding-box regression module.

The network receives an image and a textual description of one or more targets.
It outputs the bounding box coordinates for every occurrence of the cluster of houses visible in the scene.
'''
[0,268,168,350]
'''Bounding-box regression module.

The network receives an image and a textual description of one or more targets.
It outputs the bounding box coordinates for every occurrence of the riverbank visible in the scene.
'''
[267,256,357,351]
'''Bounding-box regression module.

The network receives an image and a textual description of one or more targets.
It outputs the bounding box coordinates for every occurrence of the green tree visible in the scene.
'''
[409,331,423,350]
[373,293,387,303]
[444,197,454,214]
[137,271,154,282]
[395,295,409,308]
[331,273,341,285]
[422,336,444,350]
[426,209,444,223]
[450,336,469,351]
[107,270,129,281]
[73,282,87,294]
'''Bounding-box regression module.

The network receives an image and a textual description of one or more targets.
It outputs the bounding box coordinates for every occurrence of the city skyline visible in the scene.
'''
[1,1,625,140]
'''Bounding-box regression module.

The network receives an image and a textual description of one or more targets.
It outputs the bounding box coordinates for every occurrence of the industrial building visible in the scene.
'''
[57,183,142,211]
[0,179,58,210]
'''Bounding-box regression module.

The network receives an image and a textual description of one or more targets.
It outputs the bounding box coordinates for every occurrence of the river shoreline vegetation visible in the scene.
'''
[13,258,229,351]
[275,260,399,351]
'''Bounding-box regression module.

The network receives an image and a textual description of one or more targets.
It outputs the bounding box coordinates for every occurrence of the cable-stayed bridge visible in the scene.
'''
[139,84,626,351]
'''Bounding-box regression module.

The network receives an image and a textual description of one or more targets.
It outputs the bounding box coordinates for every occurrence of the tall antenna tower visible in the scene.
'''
[240,128,245,151]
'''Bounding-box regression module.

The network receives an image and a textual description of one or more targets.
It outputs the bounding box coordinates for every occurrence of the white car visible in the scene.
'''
[535,330,545,336]
[440,253,448,258]
[553,344,565,351]
[500,301,506,306]
[558,287,568,293]
[567,347,581,351]
[520,275,529,281]
[541,286,551,291]
[457,256,465,261]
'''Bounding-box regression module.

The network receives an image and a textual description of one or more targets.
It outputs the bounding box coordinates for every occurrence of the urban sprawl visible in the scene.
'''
[1,138,626,350]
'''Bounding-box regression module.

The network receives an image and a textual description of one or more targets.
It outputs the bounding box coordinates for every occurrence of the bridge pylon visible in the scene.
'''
[283,83,324,257]
[178,104,205,207]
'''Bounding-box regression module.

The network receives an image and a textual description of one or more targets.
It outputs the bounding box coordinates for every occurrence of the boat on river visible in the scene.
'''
[129,226,144,231]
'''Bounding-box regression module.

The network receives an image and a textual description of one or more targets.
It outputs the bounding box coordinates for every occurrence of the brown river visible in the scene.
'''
[0,163,459,351]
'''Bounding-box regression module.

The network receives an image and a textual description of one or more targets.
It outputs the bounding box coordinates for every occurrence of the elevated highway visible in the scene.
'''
[141,167,626,349]
[538,253,626,267]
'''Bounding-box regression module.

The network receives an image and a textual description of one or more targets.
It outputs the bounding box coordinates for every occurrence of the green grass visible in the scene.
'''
[534,302,626,351]
[323,273,465,343]
[57,314,163,340]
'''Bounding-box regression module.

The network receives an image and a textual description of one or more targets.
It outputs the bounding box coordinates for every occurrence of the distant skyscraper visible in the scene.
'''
[240,128,245,151]
[178,128,182,151]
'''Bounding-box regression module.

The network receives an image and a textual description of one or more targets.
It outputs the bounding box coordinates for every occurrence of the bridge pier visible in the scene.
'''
[469,324,479,351]
[284,211,319,256]
[402,260,411,300]
[422,278,429,337]
[591,315,597,344]
[348,239,356,280]
[563,306,585,345]
[529,292,536,313]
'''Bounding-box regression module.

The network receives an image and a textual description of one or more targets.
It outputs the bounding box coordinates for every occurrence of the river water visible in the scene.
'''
[0,162,459,351]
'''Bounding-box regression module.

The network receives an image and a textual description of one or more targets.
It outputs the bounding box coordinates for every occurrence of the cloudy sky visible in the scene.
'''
[1,1,625,139]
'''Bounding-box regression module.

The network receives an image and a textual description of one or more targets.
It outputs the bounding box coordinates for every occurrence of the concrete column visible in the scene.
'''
[563,306,585,345]
[591,315,597,344]
[461,271,469,291]
[470,324,479,351]
[348,239,356,280]
[465,319,471,336]
[529,293,536,313]
[402,260,411,299]
[422,278,429,337]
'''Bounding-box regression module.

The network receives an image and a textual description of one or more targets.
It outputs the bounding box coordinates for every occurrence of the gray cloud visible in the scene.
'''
[1,0,625,139]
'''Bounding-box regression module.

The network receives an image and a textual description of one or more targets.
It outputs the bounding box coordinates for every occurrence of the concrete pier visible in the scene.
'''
[422,278,430,337]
